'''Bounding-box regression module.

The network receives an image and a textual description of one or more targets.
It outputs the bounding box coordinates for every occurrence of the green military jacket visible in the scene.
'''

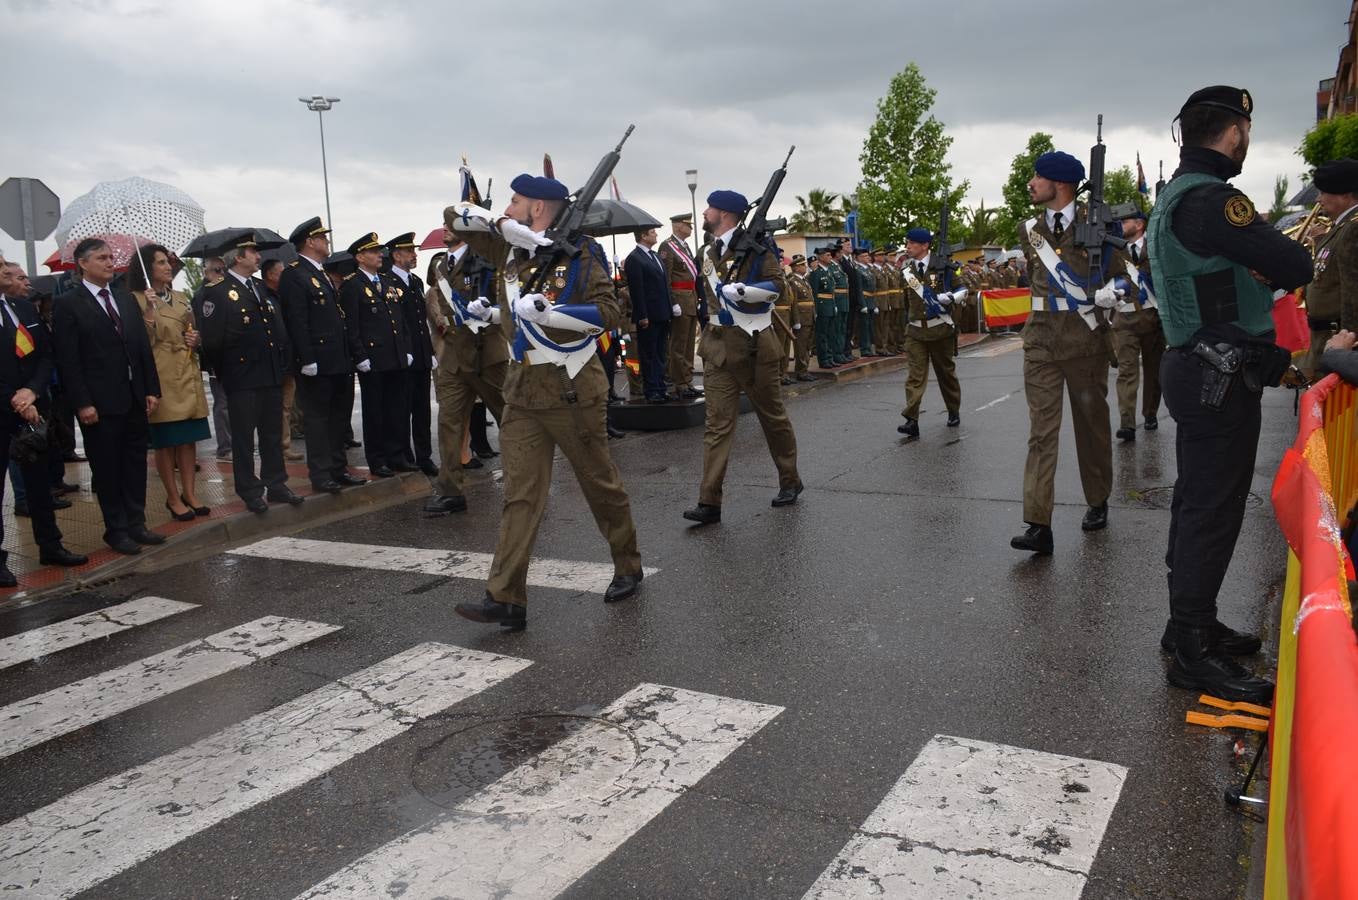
[697,241,786,369]
[1307,209,1358,328]
[901,255,956,341]
[430,248,511,376]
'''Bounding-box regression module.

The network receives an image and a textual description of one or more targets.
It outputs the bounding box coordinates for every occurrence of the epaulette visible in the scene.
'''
[289,260,300,267]
[341,272,356,282]
[205,276,224,286]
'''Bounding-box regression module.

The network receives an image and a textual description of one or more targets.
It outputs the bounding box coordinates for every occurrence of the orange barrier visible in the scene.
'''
[980,288,1031,329]
[1267,373,1358,898]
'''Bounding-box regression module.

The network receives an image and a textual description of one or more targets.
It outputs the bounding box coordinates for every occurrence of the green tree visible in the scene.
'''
[958,200,1000,247]
[789,188,844,233]
[179,258,203,295]
[996,132,1055,246]
[1103,165,1144,210]
[1300,114,1358,169]
[856,62,967,246]
[1268,174,1290,221]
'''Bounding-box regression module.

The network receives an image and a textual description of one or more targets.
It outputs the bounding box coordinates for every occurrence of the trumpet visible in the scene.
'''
[1283,201,1331,252]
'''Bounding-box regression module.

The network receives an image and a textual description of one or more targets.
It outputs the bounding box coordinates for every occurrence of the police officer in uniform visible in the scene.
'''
[341,233,414,478]
[659,213,704,399]
[277,217,365,494]
[786,254,817,380]
[852,247,877,356]
[1153,86,1312,703]
[385,233,438,476]
[826,243,852,365]
[808,246,839,369]
[682,190,802,525]
[1112,210,1166,441]
[836,238,860,361]
[199,232,302,513]
[897,228,964,437]
[1308,159,1358,338]
[445,173,643,630]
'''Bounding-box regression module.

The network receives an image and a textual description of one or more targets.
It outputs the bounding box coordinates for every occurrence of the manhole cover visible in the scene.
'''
[1127,486,1264,510]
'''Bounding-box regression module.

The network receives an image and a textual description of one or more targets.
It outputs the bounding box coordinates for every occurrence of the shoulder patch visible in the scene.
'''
[1224,195,1255,227]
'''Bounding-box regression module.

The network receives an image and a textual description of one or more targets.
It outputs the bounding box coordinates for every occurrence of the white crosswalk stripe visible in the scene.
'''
[802,735,1127,899]
[230,536,660,594]
[295,682,783,899]
[0,596,198,671]
[0,615,339,759]
[0,642,532,899]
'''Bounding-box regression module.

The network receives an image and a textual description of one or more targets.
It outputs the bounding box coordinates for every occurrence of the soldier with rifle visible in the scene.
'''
[897,226,964,438]
[682,150,803,525]
[444,128,644,631]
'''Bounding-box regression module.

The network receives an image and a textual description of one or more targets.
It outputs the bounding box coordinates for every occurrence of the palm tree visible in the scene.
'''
[961,200,999,247]
[789,188,844,233]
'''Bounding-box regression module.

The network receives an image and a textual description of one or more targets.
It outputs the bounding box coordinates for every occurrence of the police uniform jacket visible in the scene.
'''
[198,272,290,393]
[340,269,413,373]
[390,267,434,370]
[431,248,510,376]
[278,256,351,375]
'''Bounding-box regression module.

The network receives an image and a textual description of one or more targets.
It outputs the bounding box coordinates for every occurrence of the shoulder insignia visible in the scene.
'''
[1225,195,1255,227]
[311,276,321,288]
[289,261,300,268]
[206,276,224,286]
[364,286,373,297]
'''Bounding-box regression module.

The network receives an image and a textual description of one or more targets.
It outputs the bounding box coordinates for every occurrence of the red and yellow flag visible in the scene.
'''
[14,321,34,358]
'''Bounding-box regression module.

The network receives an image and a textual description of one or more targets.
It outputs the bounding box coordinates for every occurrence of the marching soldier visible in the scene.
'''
[659,213,704,399]
[897,228,964,437]
[826,242,852,365]
[198,232,301,513]
[1112,210,1166,441]
[787,254,817,380]
[682,189,802,525]
[340,233,414,478]
[445,173,643,630]
[1010,151,1128,555]
[809,246,840,369]
[385,233,438,476]
[853,246,878,356]
[1309,159,1358,340]
[423,228,507,514]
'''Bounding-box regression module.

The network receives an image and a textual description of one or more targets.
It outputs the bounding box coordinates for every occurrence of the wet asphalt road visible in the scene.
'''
[0,336,1292,899]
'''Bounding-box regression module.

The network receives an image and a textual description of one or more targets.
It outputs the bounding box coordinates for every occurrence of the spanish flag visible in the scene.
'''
[14,320,34,359]
[981,288,1032,329]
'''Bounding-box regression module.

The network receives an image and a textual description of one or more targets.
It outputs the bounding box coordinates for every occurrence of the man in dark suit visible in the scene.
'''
[623,227,674,403]
[52,238,163,555]
[198,232,301,513]
[277,217,365,495]
[384,232,437,476]
[340,233,413,477]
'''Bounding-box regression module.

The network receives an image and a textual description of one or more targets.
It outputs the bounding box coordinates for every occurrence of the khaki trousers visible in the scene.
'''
[281,374,296,448]
[793,315,815,374]
[433,362,506,497]
[1021,353,1112,526]
[666,314,699,389]
[699,348,800,507]
[902,334,961,419]
[1112,313,1166,428]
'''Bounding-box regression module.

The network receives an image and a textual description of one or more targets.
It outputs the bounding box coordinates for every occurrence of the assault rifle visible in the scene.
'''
[1074,115,1130,289]
[724,146,796,341]
[934,191,967,291]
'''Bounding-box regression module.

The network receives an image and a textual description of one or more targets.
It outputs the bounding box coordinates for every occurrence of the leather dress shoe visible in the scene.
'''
[370,465,396,478]
[897,418,919,438]
[947,412,961,427]
[39,545,87,567]
[419,461,440,477]
[471,445,498,459]
[463,457,484,470]
[455,592,526,631]
[106,535,141,555]
[181,494,210,516]
[0,563,16,588]
[267,487,305,506]
[1166,626,1273,704]
[245,497,269,514]
[771,482,804,507]
[604,571,643,603]
[1144,415,1158,431]
[129,527,167,545]
[344,439,362,449]
[1160,619,1262,656]
[1116,426,1136,442]
[54,480,80,495]
[1010,523,1054,555]
[313,480,344,495]
[334,472,368,487]
[1081,503,1108,531]
[678,387,704,399]
[607,423,625,439]
[796,373,817,382]
[390,462,420,473]
[51,495,73,510]
[423,494,468,514]
[682,503,721,525]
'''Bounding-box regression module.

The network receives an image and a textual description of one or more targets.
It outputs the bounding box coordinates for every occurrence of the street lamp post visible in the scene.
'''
[299,96,340,235]
[685,169,698,255]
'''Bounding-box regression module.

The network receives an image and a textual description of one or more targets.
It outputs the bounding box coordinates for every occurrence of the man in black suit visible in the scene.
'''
[51,238,163,555]
[277,217,365,495]
[198,232,301,513]
[384,232,438,477]
[623,227,674,403]
[340,233,413,477]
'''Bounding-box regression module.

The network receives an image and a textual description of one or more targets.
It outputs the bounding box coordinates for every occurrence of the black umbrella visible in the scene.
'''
[180,226,288,259]
[323,251,356,277]
[581,199,663,237]
[261,243,298,265]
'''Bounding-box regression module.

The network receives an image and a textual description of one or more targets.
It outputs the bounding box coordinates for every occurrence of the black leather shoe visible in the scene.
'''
[796,373,817,382]
[181,495,210,516]
[1116,426,1136,442]
[423,494,468,514]
[267,488,305,506]
[106,535,141,555]
[463,457,484,470]
[682,503,721,525]
[0,563,16,588]
[454,592,526,631]
[1160,619,1262,656]
[771,482,803,507]
[1144,416,1158,431]
[604,571,643,603]
[313,480,344,495]
[344,439,362,449]
[419,461,440,477]
[1081,503,1108,532]
[947,412,960,427]
[54,480,80,495]
[678,387,704,399]
[1010,523,1054,555]
[606,424,625,439]
[471,445,498,459]
[51,495,73,510]
[39,545,87,567]
[164,500,195,522]
[334,472,368,487]
[897,418,919,438]
[13,501,29,518]
[129,527,167,545]
[1166,626,1274,704]
[371,465,396,478]
[245,497,269,514]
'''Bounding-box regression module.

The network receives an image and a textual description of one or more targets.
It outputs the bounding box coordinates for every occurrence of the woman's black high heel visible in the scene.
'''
[165,500,195,522]
[181,494,210,517]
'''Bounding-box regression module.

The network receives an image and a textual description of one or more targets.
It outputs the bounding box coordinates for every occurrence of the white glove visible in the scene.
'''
[498,218,553,252]
[1093,286,1122,308]
[467,297,494,320]
[937,292,955,307]
[300,363,318,377]
[793,323,801,331]
[672,304,682,317]
[406,353,414,366]
[357,359,372,373]
[514,293,550,323]
[720,283,747,302]
[861,307,869,314]
[873,308,880,315]
[950,288,969,302]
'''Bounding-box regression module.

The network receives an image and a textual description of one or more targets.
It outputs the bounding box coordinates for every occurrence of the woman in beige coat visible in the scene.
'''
[130,244,210,521]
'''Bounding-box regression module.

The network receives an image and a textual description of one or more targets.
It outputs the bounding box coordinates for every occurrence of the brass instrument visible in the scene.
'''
[1284,202,1331,252]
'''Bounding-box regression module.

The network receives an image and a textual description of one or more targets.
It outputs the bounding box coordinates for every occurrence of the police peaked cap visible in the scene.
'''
[384,232,417,251]
[1178,85,1253,122]
[225,231,258,250]
[1034,151,1085,184]
[853,245,870,256]
[1314,158,1358,195]
[814,245,834,256]
[347,232,382,255]
[289,216,331,246]
[706,190,749,214]
[510,173,569,202]
[905,227,932,244]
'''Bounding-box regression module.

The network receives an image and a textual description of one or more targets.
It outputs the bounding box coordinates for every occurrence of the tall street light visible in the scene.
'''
[299,96,340,235]
[685,169,698,255]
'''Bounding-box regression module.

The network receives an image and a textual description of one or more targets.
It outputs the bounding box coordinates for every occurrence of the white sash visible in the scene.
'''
[703,254,772,336]
[503,252,598,379]
[901,268,953,327]
[1023,218,1100,331]
[436,274,491,334]
[1119,261,1159,314]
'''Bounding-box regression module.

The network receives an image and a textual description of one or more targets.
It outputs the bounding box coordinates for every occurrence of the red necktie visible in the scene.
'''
[98,288,123,337]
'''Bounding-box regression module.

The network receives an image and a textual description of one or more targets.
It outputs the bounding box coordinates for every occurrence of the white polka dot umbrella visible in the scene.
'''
[54,176,206,263]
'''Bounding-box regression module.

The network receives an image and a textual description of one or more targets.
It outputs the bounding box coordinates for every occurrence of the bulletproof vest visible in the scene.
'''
[1148,172,1275,347]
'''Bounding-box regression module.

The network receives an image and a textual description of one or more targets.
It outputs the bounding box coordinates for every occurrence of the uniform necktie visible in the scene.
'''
[916,262,925,278]
[714,239,724,258]
[1052,211,1065,240]
[98,287,123,337]
[1130,243,1140,264]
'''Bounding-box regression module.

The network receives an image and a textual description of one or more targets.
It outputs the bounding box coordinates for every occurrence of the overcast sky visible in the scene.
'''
[0,0,1347,270]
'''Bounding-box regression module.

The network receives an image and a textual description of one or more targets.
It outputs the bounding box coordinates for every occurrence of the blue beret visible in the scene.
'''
[510,173,569,202]
[905,227,932,244]
[706,189,748,214]
[1034,151,1085,184]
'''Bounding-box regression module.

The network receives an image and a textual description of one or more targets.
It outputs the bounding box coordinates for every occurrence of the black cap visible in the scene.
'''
[670,212,693,222]
[1314,158,1358,195]
[225,231,257,251]
[289,216,330,245]
[1178,85,1253,122]
[347,233,382,255]
[814,245,833,256]
[323,251,355,275]
[384,232,417,252]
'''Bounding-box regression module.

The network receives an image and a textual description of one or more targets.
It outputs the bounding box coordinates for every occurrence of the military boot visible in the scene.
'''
[1010,523,1054,555]
[1166,625,1273,704]
[1160,619,1262,656]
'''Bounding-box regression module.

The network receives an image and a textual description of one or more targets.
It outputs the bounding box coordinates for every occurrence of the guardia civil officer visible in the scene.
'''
[1153,86,1313,704]
[385,233,438,477]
